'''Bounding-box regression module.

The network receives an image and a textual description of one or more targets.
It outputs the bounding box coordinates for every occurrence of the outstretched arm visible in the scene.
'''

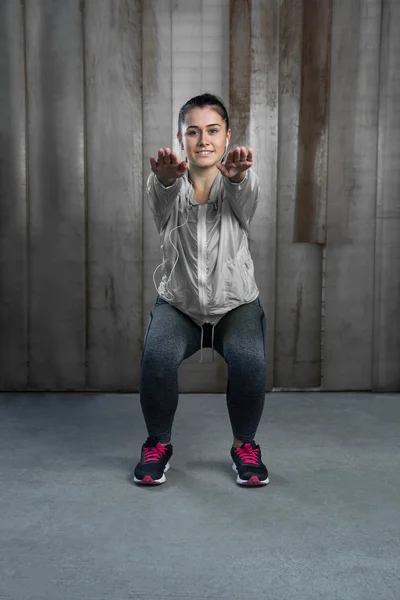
[216,146,254,182]
[147,148,187,232]
[217,147,260,232]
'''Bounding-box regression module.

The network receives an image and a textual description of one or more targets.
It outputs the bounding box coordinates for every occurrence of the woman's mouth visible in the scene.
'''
[196,151,213,157]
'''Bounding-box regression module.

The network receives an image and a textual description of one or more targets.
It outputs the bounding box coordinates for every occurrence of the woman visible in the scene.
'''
[133,93,269,487]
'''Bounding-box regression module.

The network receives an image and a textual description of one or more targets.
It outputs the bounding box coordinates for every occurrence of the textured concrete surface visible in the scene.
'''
[0,392,399,600]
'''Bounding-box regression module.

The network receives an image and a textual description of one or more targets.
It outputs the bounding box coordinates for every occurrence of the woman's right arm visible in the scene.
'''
[146,148,187,232]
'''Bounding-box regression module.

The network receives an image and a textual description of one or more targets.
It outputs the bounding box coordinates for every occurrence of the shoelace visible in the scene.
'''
[235,443,260,465]
[144,444,168,462]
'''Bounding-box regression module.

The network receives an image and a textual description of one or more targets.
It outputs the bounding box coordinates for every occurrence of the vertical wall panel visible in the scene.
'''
[294,0,332,244]
[275,0,322,388]
[229,0,251,149]
[0,1,27,389]
[324,0,382,390]
[230,0,280,391]
[230,0,279,390]
[142,0,174,387]
[142,0,172,361]
[250,0,280,390]
[85,0,142,390]
[170,0,230,392]
[373,0,400,391]
[26,0,86,389]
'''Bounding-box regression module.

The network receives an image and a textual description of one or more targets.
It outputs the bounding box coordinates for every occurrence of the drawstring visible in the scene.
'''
[199,324,216,364]
[199,326,204,363]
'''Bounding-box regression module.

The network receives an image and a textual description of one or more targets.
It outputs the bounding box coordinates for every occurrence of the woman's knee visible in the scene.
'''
[224,347,265,372]
[142,335,185,369]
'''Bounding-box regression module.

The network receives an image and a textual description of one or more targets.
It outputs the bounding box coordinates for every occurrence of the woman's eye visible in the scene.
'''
[187,129,218,136]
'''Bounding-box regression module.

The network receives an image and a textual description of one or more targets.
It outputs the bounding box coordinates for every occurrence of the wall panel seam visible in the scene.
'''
[22,0,31,388]
[273,0,281,386]
[81,0,89,389]
[371,0,384,390]
[141,0,145,351]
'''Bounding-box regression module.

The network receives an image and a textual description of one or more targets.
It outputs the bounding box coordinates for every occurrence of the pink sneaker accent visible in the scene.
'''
[143,443,169,463]
[140,475,161,485]
[234,443,260,465]
[243,476,263,486]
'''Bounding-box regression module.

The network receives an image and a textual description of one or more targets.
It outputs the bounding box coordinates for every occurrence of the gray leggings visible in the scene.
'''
[140,295,267,444]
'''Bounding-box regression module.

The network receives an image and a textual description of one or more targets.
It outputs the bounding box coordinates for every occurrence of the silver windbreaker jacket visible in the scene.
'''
[146,168,260,363]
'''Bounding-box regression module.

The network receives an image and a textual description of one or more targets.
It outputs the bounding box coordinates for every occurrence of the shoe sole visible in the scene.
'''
[133,461,269,487]
[133,461,171,485]
[232,463,269,486]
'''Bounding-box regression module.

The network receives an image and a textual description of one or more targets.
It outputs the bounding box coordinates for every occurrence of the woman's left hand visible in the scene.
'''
[216,146,253,180]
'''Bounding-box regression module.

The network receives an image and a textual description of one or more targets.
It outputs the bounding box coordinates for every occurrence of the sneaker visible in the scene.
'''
[231,440,269,486]
[133,436,173,485]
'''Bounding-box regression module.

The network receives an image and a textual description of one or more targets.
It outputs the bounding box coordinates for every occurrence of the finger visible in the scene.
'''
[247,147,253,161]
[240,147,247,161]
[149,156,158,170]
[226,148,235,163]
[216,162,229,177]
[233,147,241,161]
[177,161,188,175]
[157,148,165,162]
[170,151,179,164]
[163,147,172,163]
[224,149,234,162]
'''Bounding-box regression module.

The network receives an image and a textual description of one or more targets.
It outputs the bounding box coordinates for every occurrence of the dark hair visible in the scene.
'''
[178,93,230,137]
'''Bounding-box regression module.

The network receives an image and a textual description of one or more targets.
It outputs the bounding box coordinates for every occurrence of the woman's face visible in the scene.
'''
[178,107,231,168]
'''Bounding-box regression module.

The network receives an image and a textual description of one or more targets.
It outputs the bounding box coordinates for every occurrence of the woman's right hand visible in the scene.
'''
[150,148,187,186]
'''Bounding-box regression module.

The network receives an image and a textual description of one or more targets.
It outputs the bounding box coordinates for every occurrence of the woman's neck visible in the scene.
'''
[187,164,219,191]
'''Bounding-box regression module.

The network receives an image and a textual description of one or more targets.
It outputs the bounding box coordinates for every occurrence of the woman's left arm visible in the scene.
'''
[217,147,260,230]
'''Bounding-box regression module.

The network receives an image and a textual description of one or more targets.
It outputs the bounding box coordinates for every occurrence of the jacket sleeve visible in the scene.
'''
[222,169,260,233]
[146,172,184,233]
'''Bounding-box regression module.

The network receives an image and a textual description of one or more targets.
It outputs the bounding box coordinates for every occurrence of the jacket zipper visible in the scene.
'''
[198,206,208,317]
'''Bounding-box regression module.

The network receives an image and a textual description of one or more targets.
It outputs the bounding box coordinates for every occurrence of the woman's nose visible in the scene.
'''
[199,131,210,144]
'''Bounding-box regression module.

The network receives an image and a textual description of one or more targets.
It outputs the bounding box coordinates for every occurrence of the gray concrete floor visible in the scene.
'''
[0,392,399,600]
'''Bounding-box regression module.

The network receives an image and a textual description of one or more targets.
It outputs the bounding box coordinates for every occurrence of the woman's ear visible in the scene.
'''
[176,134,184,154]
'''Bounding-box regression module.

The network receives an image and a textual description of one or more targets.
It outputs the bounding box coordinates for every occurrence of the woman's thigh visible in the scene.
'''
[142,296,201,365]
[213,297,266,362]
